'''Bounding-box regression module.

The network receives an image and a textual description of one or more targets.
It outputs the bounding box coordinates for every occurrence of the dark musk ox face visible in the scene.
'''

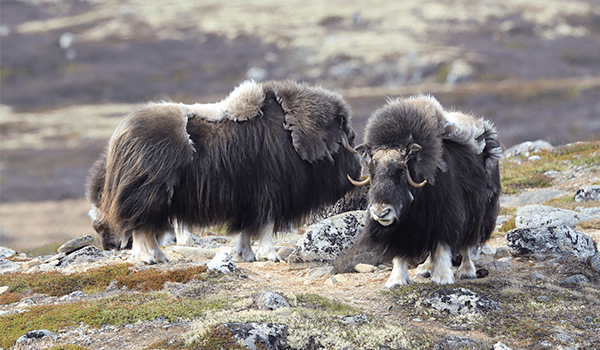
[349,143,426,227]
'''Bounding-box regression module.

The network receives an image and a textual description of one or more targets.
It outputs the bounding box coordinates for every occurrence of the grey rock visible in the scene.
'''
[341,315,370,326]
[421,288,498,315]
[206,252,237,273]
[354,263,377,273]
[537,296,551,302]
[16,329,57,344]
[0,246,17,259]
[433,335,480,350]
[166,246,216,260]
[57,235,94,254]
[288,211,365,264]
[503,140,553,158]
[514,205,592,229]
[589,252,600,272]
[306,266,334,279]
[218,322,288,350]
[506,226,596,259]
[494,246,510,259]
[60,246,110,267]
[493,341,513,350]
[481,244,495,255]
[276,247,294,261]
[0,258,22,274]
[574,185,600,202]
[252,291,290,311]
[194,235,232,249]
[482,257,513,271]
[539,340,553,348]
[531,272,546,281]
[560,274,589,285]
[306,187,368,226]
[553,333,574,343]
[500,189,568,208]
[445,59,475,85]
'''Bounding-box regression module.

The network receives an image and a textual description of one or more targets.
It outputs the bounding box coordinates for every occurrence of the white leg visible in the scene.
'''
[174,221,195,247]
[231,233,256,262]
[384,256,410,289]
[457,247,477,279]
[145,231,169,263]
[255,223,281,262]
[415,253,433,278]
[131,231,156,264]
[430,244,454,284]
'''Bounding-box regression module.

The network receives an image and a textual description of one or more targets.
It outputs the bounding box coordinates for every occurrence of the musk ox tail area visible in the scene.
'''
[95,103,195,246]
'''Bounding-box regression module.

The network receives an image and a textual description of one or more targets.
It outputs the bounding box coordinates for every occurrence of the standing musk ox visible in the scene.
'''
[86,80,361,264]
[348,95,502,288]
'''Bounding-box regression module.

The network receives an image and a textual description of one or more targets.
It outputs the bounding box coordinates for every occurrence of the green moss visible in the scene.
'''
[0,293,230,348]
[296,293,359,315]
[0,264,209,303]
[499,216,516,233]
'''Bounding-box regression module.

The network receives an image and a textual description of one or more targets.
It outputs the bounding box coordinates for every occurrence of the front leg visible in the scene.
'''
[430,244,454,284]
[131,231,156,264]
[384,256,410,289]
[415,253,433,278]
[255,223,281,262]
[231,232,256,262]
[173,220,195,247]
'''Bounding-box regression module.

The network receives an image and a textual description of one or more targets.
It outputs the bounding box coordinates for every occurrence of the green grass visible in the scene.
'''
[500,141,600,194]
[0,293,230,348]
[0,264,209,303]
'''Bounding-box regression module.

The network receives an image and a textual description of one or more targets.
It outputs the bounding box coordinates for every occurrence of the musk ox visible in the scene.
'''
[86,80,361,264]
[348,95,502,288]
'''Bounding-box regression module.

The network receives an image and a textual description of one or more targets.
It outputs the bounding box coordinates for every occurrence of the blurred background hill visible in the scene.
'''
[1,0,599,251]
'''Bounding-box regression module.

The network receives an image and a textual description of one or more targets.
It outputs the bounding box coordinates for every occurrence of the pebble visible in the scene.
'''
[306,266,334,279]
[481,244,495,255]
[494,246,510,259]
[354,263,376,273]
[0,286,9,295]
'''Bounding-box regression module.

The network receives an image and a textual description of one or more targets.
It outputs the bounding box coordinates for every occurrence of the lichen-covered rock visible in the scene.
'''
[433,336,480,350]
[252,291,290,311]
[560,274,590,285]
[59,246,110,267]
[218,322,288,350]
[590,252,600,273]
[206,252,237,273]
[503,140,553,158]
[574,185,600,202]
[0,258,22,274]
[506,226,596,259]
[288,211,365,264]
[57,235,94,254]
[0,246,17,259]
[305,186,368,226]
[514,205,593,229]
[16,329,57,344]
[421,288,498,315]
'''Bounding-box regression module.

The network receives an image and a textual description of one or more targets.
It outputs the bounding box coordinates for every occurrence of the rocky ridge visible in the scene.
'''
[1,140,599,350]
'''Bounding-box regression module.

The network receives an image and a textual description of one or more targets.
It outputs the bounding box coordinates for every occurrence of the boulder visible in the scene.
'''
[206,252,238,273]
[16,329,57,344]
[288,211,365,264]
[0,246,17,259]
[217,322,288,350]
[305,187,368,226]
[59,246,110,267]
[506,226,596,260]
[57,235,94,254]
[574,185,600,202]
[514,205,591,229]
[503,140,553,158]
[590,252,600,273]
[252,291,290,311]
[420,288,498,315]
[0,258,22,274]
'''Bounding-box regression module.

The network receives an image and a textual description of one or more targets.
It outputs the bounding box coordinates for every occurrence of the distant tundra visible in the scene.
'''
[86,80,361,264]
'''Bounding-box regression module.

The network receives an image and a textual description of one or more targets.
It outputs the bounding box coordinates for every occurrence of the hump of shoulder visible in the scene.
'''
[187,80,266,122]
[264,80,352,163]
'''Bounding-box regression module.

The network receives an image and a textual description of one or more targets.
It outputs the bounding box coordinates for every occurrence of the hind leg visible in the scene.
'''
[256,223,281,262]
[415,253,433,278]
[174,220,195,247]
[457,247,477,279]
[430,244,454,284]
[232,232,256,262]
[146,231,169,263]
[131,231,156,264]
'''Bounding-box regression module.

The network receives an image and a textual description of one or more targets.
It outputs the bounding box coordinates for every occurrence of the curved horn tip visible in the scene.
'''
[408,177,427,188]
[347,174,371,186]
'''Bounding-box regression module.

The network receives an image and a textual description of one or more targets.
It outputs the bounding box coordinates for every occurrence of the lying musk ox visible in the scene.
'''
[86,80,361,264]
[348,95,502,288]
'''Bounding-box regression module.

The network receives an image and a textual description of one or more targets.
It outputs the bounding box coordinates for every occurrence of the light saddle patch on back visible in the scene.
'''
[187,80,265,122]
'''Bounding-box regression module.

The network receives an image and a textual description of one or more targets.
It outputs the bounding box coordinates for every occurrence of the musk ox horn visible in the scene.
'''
[405,166,427,188]
[341,134,358,154]
[347,174,371,186]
